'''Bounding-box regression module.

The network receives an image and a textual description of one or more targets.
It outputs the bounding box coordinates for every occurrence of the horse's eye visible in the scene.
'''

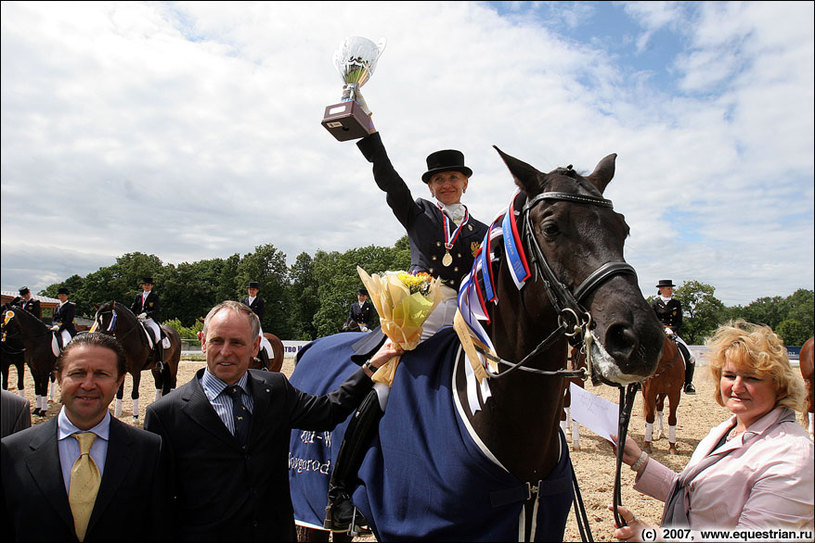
[540,221,559,240]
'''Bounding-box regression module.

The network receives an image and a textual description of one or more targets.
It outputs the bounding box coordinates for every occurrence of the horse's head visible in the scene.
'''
[91,301,119,335]
[495,148,663,384]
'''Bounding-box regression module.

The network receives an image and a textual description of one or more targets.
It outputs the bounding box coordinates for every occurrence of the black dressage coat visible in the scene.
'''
[348,299,376,329]
[1,416,166,542]
[131,291,161,321]
[357,132,488,291]
[143,367,374,542]
[52,301,77,337]
[651,297,684,332]
[241,295,266,322]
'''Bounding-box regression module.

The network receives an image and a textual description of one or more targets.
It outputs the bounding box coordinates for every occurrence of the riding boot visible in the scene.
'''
[325,389,383,533]
[154,342,165,374]
[677,343,696,394]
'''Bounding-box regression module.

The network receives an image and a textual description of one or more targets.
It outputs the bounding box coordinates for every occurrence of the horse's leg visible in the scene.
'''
[667,390,680,453]
[16,361,25,393]
[642,388,655,454]
[131,370,141,422]
[33,369,49,416]
[153,367,163,402]
[48,371,56,402]
[1,364,8,389]
[655,394,666,441]
[115,380,125,417]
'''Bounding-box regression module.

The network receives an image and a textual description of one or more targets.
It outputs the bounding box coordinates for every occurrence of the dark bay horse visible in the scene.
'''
[801,336,814,438]
[641,336,683,454]
[289,149,664,541]
[91,301,181,422]
[1,304,57,416]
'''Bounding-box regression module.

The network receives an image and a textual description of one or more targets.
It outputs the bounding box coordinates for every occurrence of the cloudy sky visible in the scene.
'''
[1,1,813,307]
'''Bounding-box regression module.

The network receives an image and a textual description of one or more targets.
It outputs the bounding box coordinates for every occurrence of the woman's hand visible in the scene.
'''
[611,434,644,467]
[608,504,654,542]
[368,340,402,369]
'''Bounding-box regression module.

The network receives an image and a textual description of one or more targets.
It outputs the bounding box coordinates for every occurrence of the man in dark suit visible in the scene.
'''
[348,288,376,332]
[131,277,164,371]
[144,300,397,542]
[11,286,42,319]
[651,279,696,394]
[1,333,166,542]
[52,287,77,348]
[1,389,31,438]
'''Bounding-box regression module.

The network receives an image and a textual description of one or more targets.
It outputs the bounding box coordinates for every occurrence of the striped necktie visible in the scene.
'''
[69,432,101,542]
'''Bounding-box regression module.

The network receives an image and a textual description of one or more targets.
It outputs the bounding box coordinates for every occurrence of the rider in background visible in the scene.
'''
[240,280,276,369]
[651,279,696,394]
[11,286,42,319]
[131,277,164,372]
[51,287,77,347]
[348,288,376,332]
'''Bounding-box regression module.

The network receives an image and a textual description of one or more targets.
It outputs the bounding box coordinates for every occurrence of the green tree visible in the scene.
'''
[673,280,726,344]
[235,244,291,337]
[288,252,320,340]
[775,319,811,347]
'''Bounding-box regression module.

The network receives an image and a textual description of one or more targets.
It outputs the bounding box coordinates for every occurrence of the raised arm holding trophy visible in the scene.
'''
[321,35,386,141]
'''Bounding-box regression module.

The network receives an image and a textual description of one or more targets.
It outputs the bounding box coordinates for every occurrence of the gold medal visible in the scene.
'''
[442,251,453,267]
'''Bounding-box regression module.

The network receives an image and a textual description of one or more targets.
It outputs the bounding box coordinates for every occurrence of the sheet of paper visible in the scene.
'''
[568,382,619,443]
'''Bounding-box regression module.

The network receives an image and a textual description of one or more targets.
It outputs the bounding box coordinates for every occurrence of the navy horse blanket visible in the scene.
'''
[288,327,574,541]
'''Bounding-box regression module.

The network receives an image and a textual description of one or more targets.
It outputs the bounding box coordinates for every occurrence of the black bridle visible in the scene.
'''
[472,189,642,540]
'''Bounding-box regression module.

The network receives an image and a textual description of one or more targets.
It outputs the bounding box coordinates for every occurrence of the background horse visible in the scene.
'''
[289,150,664,541]
[640,336,683,453]
[801,336,814,438]
[1,304,57,416]
[92,301,181,422]
[1,325,26,393]
[248,332,285,372]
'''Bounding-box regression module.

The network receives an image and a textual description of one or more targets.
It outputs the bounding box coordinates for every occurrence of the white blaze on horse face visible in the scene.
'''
[590,332,641,385]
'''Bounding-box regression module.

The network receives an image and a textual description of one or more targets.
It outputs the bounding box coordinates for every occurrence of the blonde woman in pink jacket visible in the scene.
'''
[611,320,813,541]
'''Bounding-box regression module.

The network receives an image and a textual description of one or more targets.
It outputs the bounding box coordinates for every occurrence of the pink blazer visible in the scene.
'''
[634,407,813,530]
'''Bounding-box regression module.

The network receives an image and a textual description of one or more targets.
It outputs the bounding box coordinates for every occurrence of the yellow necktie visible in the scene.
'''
[69,432,101,542]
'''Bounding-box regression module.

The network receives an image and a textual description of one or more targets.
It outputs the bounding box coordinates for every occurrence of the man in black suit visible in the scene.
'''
[131,277,164,371]
[11,286,42,319]
[1,389,31,438]
[348,288,376,332]
[144,300,397,542]
[1,333,166,542]
[52,287,77,348]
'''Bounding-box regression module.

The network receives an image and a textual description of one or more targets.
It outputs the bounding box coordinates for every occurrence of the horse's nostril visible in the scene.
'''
[604,323,638,363]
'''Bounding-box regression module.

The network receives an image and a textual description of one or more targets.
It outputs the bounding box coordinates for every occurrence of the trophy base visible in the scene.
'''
[321,101,372,141]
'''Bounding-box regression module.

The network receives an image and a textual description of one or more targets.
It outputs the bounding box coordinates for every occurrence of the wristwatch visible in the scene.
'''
[363,360,377,373]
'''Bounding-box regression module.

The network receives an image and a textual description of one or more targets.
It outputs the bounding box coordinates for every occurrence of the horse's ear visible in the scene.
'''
[587,153,617,194]
[494,146,542,194]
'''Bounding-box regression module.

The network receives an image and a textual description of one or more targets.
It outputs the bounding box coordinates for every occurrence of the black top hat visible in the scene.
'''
[357,288,368,296]
[656,279,676,289]
[140,277,154,285]
[421,149,473,183]
[248,281,260,289]
[57,287,70,295]
[18,286,30,295]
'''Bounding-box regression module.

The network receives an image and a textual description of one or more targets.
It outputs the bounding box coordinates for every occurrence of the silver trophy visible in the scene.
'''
[322,36,386,141]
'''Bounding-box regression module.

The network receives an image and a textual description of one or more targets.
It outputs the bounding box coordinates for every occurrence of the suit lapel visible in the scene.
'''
[246,371,275,445]
[24,419,76,531]
[181,370,240,446]
[88,418,135,528]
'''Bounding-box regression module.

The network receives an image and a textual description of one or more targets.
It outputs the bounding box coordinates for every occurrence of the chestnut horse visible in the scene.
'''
[289,150,664,541]
[250,332,285,372]
[92,301,181,421]
[801,337,814,438]
[641,335,683,453]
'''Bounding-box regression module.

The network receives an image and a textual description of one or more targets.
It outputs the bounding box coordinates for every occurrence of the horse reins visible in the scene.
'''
[471,189,642,540]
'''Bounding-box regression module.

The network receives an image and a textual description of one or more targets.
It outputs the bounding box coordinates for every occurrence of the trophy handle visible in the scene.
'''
[375,38,387,59]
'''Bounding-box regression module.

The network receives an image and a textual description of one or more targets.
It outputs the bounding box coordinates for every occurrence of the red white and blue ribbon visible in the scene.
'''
[437,203,470,254]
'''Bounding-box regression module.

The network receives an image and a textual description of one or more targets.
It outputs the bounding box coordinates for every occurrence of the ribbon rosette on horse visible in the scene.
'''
[356,267,442,386]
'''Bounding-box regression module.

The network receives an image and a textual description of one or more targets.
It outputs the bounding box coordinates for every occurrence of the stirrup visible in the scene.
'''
[323,503,362,536]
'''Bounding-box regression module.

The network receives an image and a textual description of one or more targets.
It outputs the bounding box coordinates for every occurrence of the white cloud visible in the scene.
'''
[1,1,812,308]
